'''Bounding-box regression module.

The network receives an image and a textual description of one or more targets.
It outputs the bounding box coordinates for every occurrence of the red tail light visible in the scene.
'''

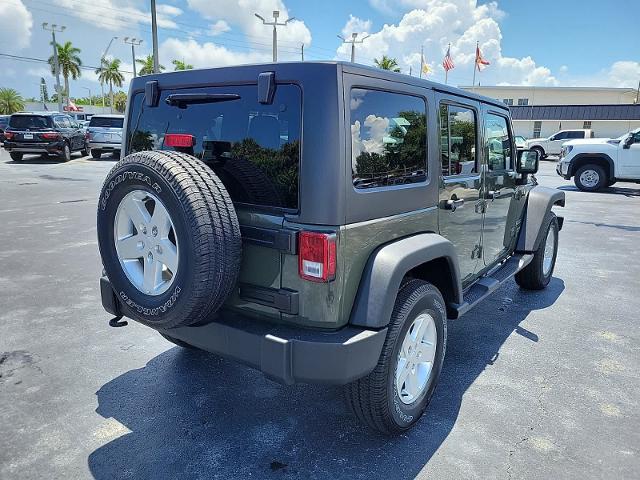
[4,132,14,140]
[41,132,60,139]
[298,231,337,282]
[164,133,195,148]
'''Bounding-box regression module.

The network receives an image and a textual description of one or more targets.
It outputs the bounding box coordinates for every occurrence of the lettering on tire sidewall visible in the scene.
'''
[100,170,161,211]
[119,286,181,317]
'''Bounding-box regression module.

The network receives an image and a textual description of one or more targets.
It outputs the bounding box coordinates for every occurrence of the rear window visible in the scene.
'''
[566,131,585,139]
[9,115,53,130]
[127,84,301,210]
[89,116,124,128]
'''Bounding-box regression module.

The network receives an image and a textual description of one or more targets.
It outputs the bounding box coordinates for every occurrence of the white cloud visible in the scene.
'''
[209,20,231,36]
[160,37,269,69]
[187,0,312,47]
[0,0,33,49]
[53,0,183,30]
[604,61,640,88]
[338,0,558,86]
[341,15,372,38]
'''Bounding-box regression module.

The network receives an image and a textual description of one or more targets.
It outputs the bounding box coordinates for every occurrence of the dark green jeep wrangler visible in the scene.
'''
[97,62,564,434]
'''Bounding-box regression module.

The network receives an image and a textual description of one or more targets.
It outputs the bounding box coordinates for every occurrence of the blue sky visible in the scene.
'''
[1,0,638,99]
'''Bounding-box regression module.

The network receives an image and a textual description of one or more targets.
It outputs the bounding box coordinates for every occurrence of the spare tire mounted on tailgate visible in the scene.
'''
[97,150,242,328]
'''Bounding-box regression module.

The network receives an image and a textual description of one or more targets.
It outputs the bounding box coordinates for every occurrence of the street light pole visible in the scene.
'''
[337,32,370,63]
[42,23,65,113]
[82,87,92,106]
[150,0,160,73]
[100,36,118,111]
[124,37,143,77]
[254,10,296,62]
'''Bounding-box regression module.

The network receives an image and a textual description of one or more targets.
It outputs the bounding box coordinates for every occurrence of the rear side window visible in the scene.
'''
[566,131,585,139]
[90,117,124,128]
[350,88,427,189]
[440,104,477,176]
[9,115,52,130]
[127,84,301,210]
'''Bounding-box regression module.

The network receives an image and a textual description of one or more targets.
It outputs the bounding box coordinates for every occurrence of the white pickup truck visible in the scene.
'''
[556,128,640,191]
[525,129,594,158]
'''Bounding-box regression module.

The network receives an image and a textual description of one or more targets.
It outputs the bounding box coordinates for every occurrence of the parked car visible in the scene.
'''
[97,62,564,434]
[556,128,640,191]
[515,135,527,149]
[3,112,89,161]
[0,115,9,143]
[524,129,594,159]
[86,114,123,158]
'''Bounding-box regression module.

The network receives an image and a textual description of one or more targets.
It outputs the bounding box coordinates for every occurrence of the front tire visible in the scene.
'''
[345,279,447,435]
[574,164,606,192]
[532,146,545,160]
[97,150,242,329]
[10,152,23,161]
[515,212,559,290]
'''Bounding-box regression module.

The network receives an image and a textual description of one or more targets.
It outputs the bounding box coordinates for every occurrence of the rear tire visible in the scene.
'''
[10,152,23,161]
[60,143,71,162]
[345,279,447,435]
[515,212,559,290]
[574,164,606,192]
[91,150,102,159]
[97,150,242,329]
[82,144,91,157]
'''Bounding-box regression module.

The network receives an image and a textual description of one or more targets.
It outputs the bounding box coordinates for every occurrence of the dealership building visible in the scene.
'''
[460,86,640,139]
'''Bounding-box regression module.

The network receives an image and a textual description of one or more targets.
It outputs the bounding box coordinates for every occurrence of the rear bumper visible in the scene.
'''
[3,140,65,154]
[100,276,386,385]
[89,142,121,151]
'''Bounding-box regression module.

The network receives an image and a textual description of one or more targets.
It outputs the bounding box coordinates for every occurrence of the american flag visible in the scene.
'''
[442,45,454,71]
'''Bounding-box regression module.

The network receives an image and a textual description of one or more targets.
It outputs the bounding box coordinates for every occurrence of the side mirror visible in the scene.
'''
[623,135,635,149]
[517,149,539,174]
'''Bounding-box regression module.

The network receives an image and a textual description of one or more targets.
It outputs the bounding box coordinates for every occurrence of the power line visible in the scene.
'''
[0,52,135,74]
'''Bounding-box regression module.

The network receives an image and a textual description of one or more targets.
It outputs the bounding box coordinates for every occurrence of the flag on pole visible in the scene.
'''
[443,45,454,72]
[421,54,431,75]
[475,44,490,71]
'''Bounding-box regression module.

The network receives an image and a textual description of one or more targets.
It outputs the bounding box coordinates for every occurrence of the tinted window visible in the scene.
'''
[485,114,512,171]
[440,104,477,176]
[127,84,301,210]
[566,131,585,139]
[350,89,427,189]
[54,116,71,128]
[9,115,52,130]
[552,131,567,140]
[90,117,124,128]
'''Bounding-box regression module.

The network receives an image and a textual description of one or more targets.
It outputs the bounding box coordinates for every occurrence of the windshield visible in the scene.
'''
[9,115,53,130]
[89,117,124,128]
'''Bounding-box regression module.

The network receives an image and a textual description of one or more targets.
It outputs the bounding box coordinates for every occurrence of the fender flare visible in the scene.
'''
[568,153,615,179]
[349,234,463,329]
[516,186,565,253]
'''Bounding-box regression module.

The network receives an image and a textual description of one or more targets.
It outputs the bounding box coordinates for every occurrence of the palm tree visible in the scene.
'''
[374,55,401,73]
[48,41,82,106]
[96,59,124,113]
[0,88,25,114]
[136,55,165,75]
[113,91,128,113]
[172,59,193,71]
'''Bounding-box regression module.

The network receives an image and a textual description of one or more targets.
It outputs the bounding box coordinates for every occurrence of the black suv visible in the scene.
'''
[3,112,89,161]
[0,115,9,143]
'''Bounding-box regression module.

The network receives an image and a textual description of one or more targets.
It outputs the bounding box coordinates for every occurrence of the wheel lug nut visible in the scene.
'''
[155,245,162,254]
[140,224,147,235]
[152,226,158,237]
[147,251,153,262]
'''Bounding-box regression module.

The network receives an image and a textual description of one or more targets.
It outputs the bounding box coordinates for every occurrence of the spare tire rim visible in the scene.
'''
[114,190,179,296]
[396,312,438,405]
[542,227,555,276]
[579,169,599,188]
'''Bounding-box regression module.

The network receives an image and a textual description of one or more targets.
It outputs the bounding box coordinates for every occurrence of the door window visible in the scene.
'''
[440,104,477,176]
[552,131,567,140]
[54,116,70,128]
[349,88,427,189]
[485,113,513,171]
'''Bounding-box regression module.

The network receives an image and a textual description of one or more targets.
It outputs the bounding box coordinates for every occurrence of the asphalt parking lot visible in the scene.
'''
[0,150,638,479]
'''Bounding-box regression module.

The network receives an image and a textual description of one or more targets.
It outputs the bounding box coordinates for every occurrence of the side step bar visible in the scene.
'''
[450,253,534,319]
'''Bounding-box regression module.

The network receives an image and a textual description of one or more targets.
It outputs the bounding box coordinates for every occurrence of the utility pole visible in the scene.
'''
[419,45,424,79]
[42,23,65,113]
[124,37,143,77]
[636,79,640,104]
[255,11,295,62]
[100,36,118,111]
[150,0,160,73]
[337,33,369,63]
[301,43,304,61]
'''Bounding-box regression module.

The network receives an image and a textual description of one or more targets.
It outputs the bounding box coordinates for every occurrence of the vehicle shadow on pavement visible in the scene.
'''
[557,185,640,197]
[3,156,62,165]
[88,278,564,480]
